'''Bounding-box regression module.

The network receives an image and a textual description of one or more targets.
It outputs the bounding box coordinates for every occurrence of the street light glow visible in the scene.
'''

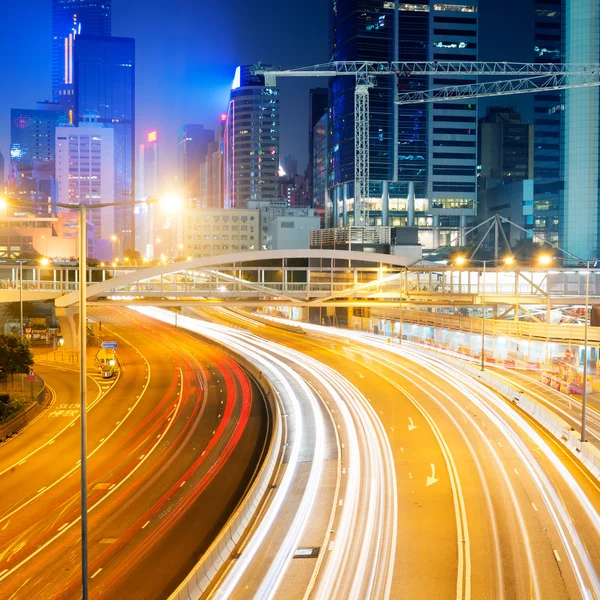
[454,255,467,267]
[538,254,553,266]
[39,257,50,266]
[503,256,515,266]
[159,194,183,214]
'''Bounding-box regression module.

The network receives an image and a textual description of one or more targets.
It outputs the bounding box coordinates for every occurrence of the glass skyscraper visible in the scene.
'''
[224,65,280,209]
[328,1,478,247]
[74,35,135,250]
[52,0,112,110]
[532,0,563,247]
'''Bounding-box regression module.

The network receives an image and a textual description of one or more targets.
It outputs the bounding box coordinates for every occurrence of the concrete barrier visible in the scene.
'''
[168,333,283,600]
[0,374,48,441]
[432,351,600,482]
[237,309,306,334]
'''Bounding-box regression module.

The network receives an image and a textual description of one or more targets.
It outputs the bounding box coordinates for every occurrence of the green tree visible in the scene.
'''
[0,335,34,387]
[123,248,142,266]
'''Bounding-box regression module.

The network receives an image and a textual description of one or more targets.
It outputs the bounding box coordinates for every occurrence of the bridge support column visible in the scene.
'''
[55,306,78,351]
[460,214,467,246]
[407,182,415,227]
[382,181,390,226]
[433,215,440,248]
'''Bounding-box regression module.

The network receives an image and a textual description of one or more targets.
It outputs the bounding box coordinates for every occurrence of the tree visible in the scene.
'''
[123,248,142,266]
[0,335,34,387]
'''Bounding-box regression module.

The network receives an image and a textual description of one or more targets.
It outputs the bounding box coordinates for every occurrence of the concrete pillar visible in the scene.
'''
[460,214,467,246]
[343,182,350,226]
[382,180,390,226]
[324,186,332,228]
[433,214,440,248]
[333,185,340,227]
[407,181,415,227]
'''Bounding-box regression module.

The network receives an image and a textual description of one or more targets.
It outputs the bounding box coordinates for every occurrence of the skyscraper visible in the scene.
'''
[224,65,280,209]
[55,115,115,256]
[52,0,112,111]
[74,35,135,250]
[532,0,563,247]
[177,124,215,201]
[0,151,4,191]
[328,2,478,247]
[308,88,329,208]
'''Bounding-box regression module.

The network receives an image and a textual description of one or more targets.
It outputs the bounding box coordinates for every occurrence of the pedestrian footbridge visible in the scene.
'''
[1,249,599,310]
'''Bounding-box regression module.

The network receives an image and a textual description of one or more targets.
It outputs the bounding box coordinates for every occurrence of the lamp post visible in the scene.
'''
[4,196,148,600]
[582,261,590,444]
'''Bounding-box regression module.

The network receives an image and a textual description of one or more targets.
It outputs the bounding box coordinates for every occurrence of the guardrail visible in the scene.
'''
[0,374,48,441]
[169,333,283,600]
[435,352,600,481]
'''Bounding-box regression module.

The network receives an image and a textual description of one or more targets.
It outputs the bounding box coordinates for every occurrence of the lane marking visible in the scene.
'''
[532,502,538,511]
[91,568,102,579]
[426,463,439,487]
[408,417,417,431]
[37,487,46,494]
[497,441,502,448]
[180,481,186,488]
[57,522,69,532]
[142,520,150,529]
[553,550,561,562]
[514,468,520,476]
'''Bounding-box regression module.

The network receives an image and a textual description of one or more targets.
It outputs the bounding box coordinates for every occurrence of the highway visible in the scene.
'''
[186,308,600,600]
[0,307,267,600]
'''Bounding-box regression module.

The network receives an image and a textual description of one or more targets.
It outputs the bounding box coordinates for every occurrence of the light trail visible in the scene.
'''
[135,307,397,600]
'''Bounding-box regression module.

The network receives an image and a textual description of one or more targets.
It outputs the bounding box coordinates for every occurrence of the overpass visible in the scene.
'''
[1,250,599,310]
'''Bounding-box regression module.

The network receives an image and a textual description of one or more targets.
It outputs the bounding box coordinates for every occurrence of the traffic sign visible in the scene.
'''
[26,370,35,382]
[101,341,118,349]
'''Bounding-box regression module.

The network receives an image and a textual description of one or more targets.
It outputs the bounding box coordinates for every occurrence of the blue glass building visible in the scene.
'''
[328,1,478,248]
[52,0,112,110]
[74,35,135,249]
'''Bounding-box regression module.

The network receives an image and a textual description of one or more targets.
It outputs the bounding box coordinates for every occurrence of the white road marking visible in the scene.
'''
[37,487,46,494]
[338,499,344,507]
[553,550,561,562]
[57,522,69,532]
[142,520,150,529]
[408,417,417,431]
[180,481,186,488]
[139,454,145,460]
[514,468,520,476]
[17,460,26,466]
[408,472,413,479]
[426,463,439,487]
[91,568,102,579]
[328,541,335,551]
[497,441,502,448]
[0,569,8,577]
[532,503,538,511]
[356,372,365,379]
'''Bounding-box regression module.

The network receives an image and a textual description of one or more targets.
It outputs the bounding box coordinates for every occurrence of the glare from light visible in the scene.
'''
[39,257,50,266]
[159,194,183,214]
[186,255,192,261]
[219,285,227,292]
[110,235,117,242]
[538,254,553,267]
[178,243,184,250]
[112,262,117,267]
[454,255,467,267]
[503,256,515,266]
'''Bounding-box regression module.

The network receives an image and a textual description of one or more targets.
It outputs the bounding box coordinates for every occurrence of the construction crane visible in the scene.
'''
[255,62,600,227]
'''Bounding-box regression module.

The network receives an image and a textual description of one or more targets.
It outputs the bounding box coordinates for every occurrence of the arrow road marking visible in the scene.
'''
[426,463,439,487]
[408,417,417,431]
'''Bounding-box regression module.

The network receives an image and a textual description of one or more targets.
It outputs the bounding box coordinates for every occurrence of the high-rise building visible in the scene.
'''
[532,0,563,247]
[55,115,115,257]
[10,105,68,176]
[224,65,280,209]
[52,0,112,111]
[177,124,215,201]
[328,1,478,247]
[308,88,329,210]
[313,110,330,227]
[562,0,599,259]
[0,151,4,191]
[478,107,534,191]
[74,35,135,250]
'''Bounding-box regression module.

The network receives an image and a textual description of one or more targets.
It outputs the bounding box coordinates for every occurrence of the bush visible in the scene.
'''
[0,398,26,422]
[0,394,9,404]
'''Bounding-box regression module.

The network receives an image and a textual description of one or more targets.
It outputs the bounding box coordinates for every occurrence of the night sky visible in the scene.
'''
[0,0,531,185]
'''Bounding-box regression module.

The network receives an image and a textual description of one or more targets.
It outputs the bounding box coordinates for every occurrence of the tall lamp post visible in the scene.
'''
[582,260,590,444]
[455,255,514,371]
[5,196,148,600]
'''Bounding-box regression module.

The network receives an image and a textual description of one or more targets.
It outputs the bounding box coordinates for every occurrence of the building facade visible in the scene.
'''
[328,1,478,248]
[55,117,115,246]
[224,65,280,209]
[308,87,329,213]
[182,208,259,259]
[478,107,534,191]
[532,0,563,247]
[312,110,331,227]
[74,35,135,250]
[52,0,112,110]
[177,124,215,201]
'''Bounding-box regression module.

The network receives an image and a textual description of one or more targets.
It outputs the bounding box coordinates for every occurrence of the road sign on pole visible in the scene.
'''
[26,370,35,383]
[101,341,118,349]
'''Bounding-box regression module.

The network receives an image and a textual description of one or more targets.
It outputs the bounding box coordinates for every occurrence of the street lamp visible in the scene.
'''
[538,253,553,267]
[3,195,148,600]
[582,262,591,444]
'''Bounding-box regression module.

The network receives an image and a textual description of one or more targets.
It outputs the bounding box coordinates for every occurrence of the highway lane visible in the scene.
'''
[206,310,600,599]
[136,307,397,600]
[0,307,267,599]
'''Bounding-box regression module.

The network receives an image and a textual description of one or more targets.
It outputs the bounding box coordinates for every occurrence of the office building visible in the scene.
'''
[313,109,330,227]
[55,116,115,259]
[10,105,68,176]
[224,65,280,209]
[478,107,534,190]
[52,0,112,111]
[248,200,320,250]
[562,0,599,259]
[195,140,223,210]
[177,124,215,201]
[182,207,259,259]
[308,88,329,206]
[136,131,159,255]
[328,1,478,247]
[532,0,563,247]
[74,35,135,250]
